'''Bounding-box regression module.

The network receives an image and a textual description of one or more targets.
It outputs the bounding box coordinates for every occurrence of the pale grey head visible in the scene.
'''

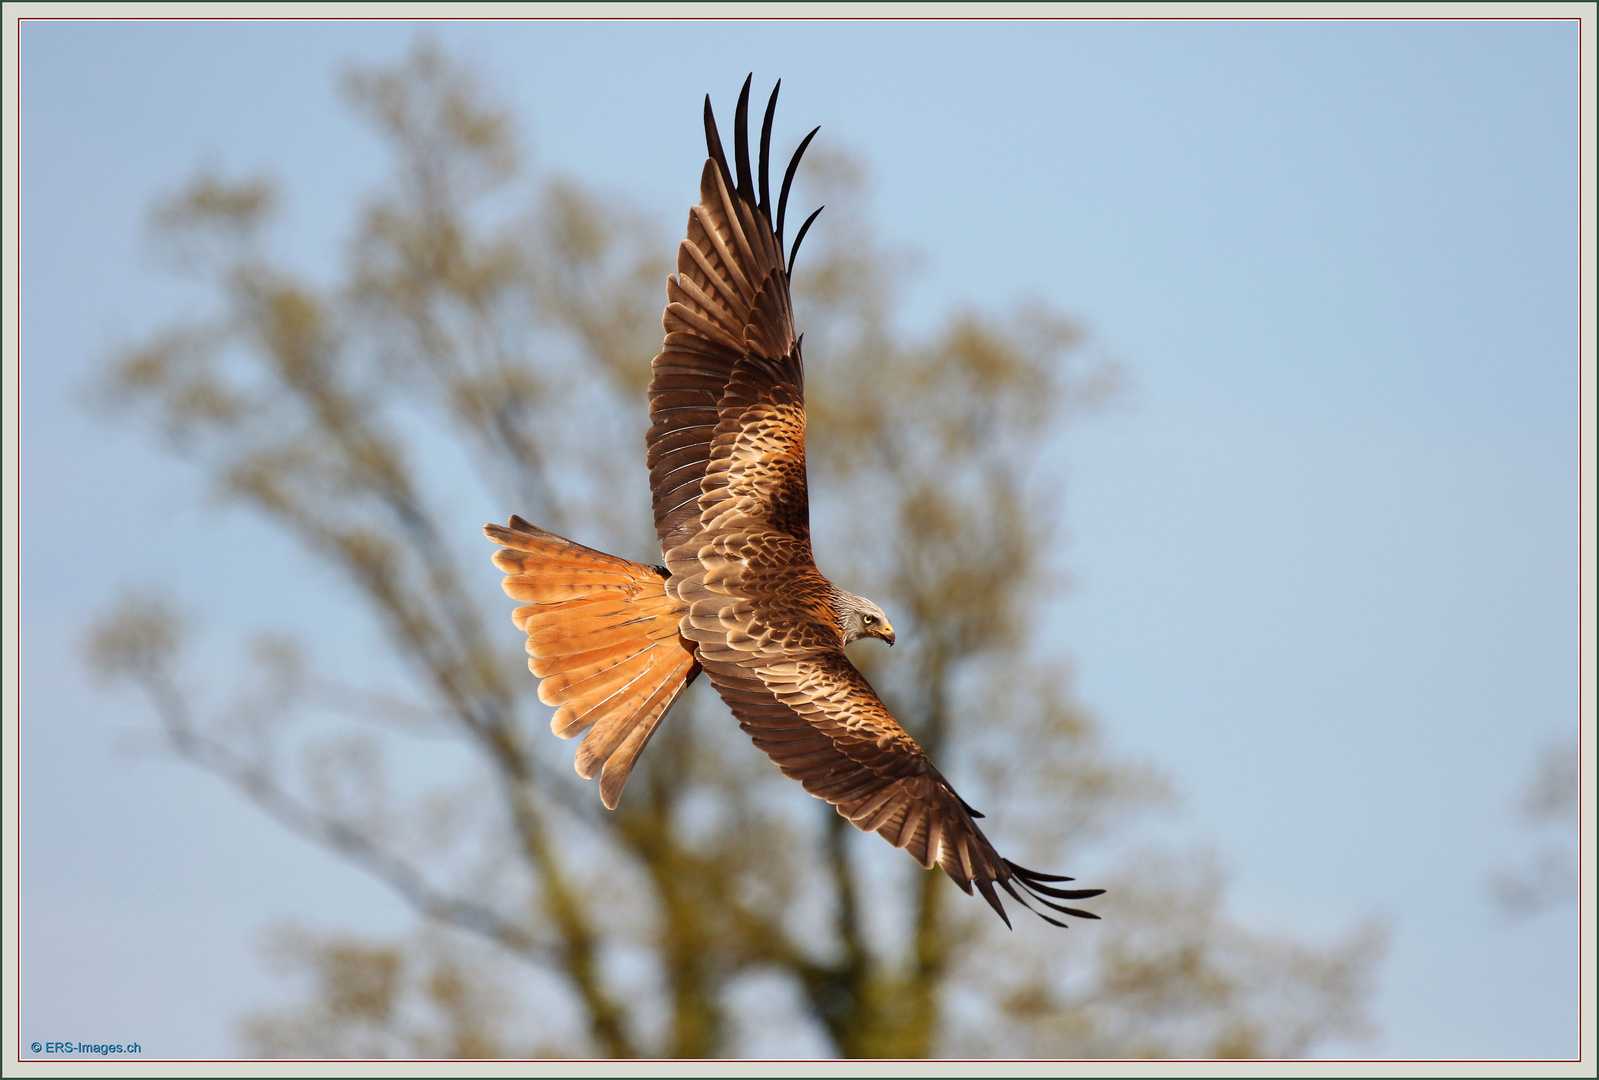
[836,590,896,647]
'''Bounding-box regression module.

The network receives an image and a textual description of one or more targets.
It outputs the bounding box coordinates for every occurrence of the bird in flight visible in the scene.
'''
[486,77,1102,928]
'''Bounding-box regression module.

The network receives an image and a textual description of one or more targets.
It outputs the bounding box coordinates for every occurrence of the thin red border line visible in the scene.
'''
[6,13,1592,21]
[6,10,1590,1070]
[1574,0,1592,1070]
[7,10,1591,1069]
[1581,0,1591,1066]
[11,4,19,1071]
[5,1057,1592,1063]
[7,11,1590,1070]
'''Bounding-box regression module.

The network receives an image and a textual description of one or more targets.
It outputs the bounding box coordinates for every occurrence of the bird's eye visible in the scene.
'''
[863,615,877,626]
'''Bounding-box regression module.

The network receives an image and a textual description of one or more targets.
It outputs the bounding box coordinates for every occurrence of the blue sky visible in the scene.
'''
[14,15,1585,1060]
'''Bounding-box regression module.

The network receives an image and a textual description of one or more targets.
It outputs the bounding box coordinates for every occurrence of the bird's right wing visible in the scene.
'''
[647,78,819,558]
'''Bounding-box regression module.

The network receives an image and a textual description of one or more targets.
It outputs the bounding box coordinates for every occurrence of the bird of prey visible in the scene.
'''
[486,77,1102,928]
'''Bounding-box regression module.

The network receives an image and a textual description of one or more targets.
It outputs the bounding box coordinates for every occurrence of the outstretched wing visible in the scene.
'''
[647,76,820,559]
[653,79,1102,927]
[705,648,1105,927]
[681,352,1101,924]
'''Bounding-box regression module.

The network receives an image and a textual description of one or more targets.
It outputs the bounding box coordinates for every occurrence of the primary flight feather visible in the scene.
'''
[486,77,1102,929]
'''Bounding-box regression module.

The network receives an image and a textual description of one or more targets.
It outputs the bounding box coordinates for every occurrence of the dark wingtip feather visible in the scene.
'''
[776,125,820,250]
[1025,891,1095,918]
[703,94,733,195]
[1021,880,1106,901]
[1005,860,1076,883]
[733,74,755,206]
[998,876,1064,927]
[758,80,780,223]
[984,860,1105,927]
[787,205,824,277]
[975,875,1013,930]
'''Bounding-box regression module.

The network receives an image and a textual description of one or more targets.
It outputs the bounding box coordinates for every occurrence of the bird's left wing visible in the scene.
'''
[705,644,1104,928]
[674,336,1101,924]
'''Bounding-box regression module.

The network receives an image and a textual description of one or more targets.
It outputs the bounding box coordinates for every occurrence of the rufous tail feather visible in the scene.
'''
[485,516,700,809]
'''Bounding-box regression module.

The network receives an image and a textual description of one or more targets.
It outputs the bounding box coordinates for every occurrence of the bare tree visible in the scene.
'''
[87,40,1384,1059]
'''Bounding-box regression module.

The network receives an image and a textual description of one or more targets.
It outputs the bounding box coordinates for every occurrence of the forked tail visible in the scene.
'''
[485,516,700,808]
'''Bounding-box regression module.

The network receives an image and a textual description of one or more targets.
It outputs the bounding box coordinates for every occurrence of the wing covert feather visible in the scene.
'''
[695,650,1099,925]
[649,144,799,555]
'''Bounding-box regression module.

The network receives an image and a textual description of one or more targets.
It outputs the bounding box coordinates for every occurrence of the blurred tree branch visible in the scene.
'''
[88,593,554,962]
[1490,735,1579,917]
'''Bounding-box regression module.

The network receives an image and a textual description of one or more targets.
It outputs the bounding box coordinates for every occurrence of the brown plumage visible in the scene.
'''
[486,77,1102,928]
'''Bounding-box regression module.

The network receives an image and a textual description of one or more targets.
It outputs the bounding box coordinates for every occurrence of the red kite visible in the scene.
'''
[487,78,1101,928]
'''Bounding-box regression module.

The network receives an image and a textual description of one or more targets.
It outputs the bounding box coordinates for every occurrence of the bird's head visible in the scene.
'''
[839,592,896,647]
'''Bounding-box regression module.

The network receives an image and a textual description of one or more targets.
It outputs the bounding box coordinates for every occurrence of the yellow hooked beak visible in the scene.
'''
[879,621,896,646]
